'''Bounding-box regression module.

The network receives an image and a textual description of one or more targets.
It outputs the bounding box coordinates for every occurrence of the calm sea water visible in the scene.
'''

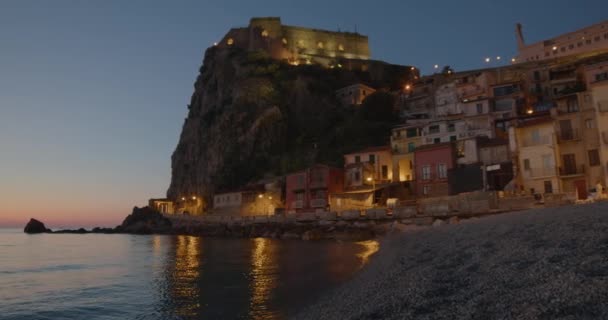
[0,228,378,320]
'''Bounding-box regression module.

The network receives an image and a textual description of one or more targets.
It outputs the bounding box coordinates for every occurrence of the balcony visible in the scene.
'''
[293,200,304,209]
[557,129,581,143]
[523,167,556,178]
[310,198,327,208]
[559,165,585,177]
[521,135,552,147]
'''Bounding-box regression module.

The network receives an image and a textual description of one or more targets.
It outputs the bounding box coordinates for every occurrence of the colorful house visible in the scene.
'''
[414,142,457,197]
[285,164,344,213]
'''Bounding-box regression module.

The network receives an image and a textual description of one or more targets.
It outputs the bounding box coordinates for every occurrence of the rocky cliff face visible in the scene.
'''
[167,46,413,208]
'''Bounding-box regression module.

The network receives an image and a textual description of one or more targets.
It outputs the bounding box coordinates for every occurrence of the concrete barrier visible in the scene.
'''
[319,211,338,221]
[394,206,417,219]
[296,212,317,222]
[341,210,361,220]
[365,208,388,220]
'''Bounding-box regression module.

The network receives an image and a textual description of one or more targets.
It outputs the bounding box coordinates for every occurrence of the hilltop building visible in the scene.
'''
[515,21,608,63]
[217,17,370,67]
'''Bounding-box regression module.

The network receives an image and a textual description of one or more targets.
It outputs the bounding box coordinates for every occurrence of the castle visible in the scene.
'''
[216,17,370,67]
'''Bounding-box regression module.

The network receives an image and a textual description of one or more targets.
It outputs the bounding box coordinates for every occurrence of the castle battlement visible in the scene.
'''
[216,17,370,66]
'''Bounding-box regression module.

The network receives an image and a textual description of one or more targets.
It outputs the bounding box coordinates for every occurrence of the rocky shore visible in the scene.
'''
[23,206,388,241]
[293,202,608,320]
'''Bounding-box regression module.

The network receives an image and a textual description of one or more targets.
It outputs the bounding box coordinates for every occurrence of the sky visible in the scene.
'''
[1,0,606,228]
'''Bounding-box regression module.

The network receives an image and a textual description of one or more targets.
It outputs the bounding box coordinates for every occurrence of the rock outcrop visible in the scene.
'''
[167,47,413,207]
[119,206,172,234]
[23,218,52,234]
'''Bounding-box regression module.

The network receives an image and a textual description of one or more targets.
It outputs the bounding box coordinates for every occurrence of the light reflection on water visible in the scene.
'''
[0,229,378,320]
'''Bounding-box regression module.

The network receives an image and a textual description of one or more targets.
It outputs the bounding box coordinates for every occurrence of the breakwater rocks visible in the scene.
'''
[24,218,52,234]
[168,218,392,241]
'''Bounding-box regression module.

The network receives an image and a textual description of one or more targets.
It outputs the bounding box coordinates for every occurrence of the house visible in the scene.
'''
[391,125,422,182]
[212,179,283,216]
[414,142,457,197]
[149,198,175,214]
[336,83,376,106]
[585,61,608,189]
[343,146,393,189]
[509,116,561,196]
[285,164,343,213]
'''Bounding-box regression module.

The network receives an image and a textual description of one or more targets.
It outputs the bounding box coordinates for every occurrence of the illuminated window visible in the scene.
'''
[338,44,344,51]
[227,38,234,45]
[297,40,305,48]
[261,30,269,37]
[317,41,324,49]
[282,38,287,44]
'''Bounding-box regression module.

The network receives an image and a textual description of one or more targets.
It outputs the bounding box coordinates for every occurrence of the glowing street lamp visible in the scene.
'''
[496,56,501,61]
[192,196,197,200]
[485,57,491,63]
[258,194,263,199]
[366,177,376,206]
[434,64,439,70]
[405,84,411,91]
[181,197,186,201]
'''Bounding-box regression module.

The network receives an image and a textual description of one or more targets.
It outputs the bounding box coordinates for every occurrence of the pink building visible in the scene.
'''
[285,164,344,213]
[414,142,457,197]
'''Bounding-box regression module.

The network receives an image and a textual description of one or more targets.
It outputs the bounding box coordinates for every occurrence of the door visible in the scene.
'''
[574,180,587,200]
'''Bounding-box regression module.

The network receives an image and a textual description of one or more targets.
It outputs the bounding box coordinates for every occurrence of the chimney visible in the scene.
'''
[516,23,525,49]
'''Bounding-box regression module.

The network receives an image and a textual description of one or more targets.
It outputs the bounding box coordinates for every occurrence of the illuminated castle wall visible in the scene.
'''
[217,17,370,66]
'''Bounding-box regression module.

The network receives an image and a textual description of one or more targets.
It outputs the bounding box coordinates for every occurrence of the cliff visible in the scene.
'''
[167,46,414,208]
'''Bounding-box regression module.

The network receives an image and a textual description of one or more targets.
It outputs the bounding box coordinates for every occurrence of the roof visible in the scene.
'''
[344,145,391,156]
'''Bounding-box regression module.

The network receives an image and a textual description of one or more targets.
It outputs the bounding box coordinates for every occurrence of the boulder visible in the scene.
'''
[24,218,51,234]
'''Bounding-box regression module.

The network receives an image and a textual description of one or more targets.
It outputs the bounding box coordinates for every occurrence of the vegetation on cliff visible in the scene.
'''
[168,47,408,206]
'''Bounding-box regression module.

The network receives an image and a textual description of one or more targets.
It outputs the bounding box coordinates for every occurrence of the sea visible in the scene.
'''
[0,228,378,320]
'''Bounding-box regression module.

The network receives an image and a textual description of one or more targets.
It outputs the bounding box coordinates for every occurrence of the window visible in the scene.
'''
[297,175,305,188]
[476,103,483,114]
[423,185,431,195]
[406,128,418,137]
[369,154,375,164]
[429,125,440,134]
[589,149,600,166]
[585,119,595,129]
[438,164,447,179]
[296,192,304,201]
[227,38,234,45]
[409,160,413,169]
[433,138,441,144]
[542,154,553,169]
[595,36,600,42]
[450,136,457,142]
[544,181,553,194]
[261,30,269,37]
[523,159,531,170]
[568,44,574,49]
[355,155,361,163]
[595,72,608,82]
[282,38,288,44]
[408,142,416,153]
[382,165,388,179]
[422,165,431,180]
[577,42,583,47]
[338,44,344,51]
[354,171,360,182]
[447,123,455,132]
[531,129,540,144]
[317,41,324,49]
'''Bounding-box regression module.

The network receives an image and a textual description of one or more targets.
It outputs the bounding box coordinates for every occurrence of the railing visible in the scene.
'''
[559,165,585,176]
[523,167,556,178]
[310,198,327,208]
[557,129,580,143]
[293,200,304,209]
[521,135,552,147]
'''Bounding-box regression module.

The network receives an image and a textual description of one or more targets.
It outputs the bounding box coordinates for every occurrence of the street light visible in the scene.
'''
[367,177,376,206]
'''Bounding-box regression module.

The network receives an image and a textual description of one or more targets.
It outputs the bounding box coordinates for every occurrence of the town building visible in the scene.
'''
[515,21,608,63]
[390,124,422,182]
[510,117,560,195]
[336,83,376,106]
[212,181,283,216]
[149,198,175,214]
[285,164,344,213]
[414,142,457,197]
[343,146,393,188]
[585,61,608,189]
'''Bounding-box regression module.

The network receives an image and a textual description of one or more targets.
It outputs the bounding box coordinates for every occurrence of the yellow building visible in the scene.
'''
[344,146,393,188]
[390,125,421,182]
[585,61,608,188]
[510,117,560,195]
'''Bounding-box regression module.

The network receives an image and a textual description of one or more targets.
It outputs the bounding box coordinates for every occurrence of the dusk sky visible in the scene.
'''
[1,1,606,227]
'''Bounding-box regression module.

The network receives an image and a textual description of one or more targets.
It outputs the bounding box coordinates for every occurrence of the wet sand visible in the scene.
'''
[295,202,608,320]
